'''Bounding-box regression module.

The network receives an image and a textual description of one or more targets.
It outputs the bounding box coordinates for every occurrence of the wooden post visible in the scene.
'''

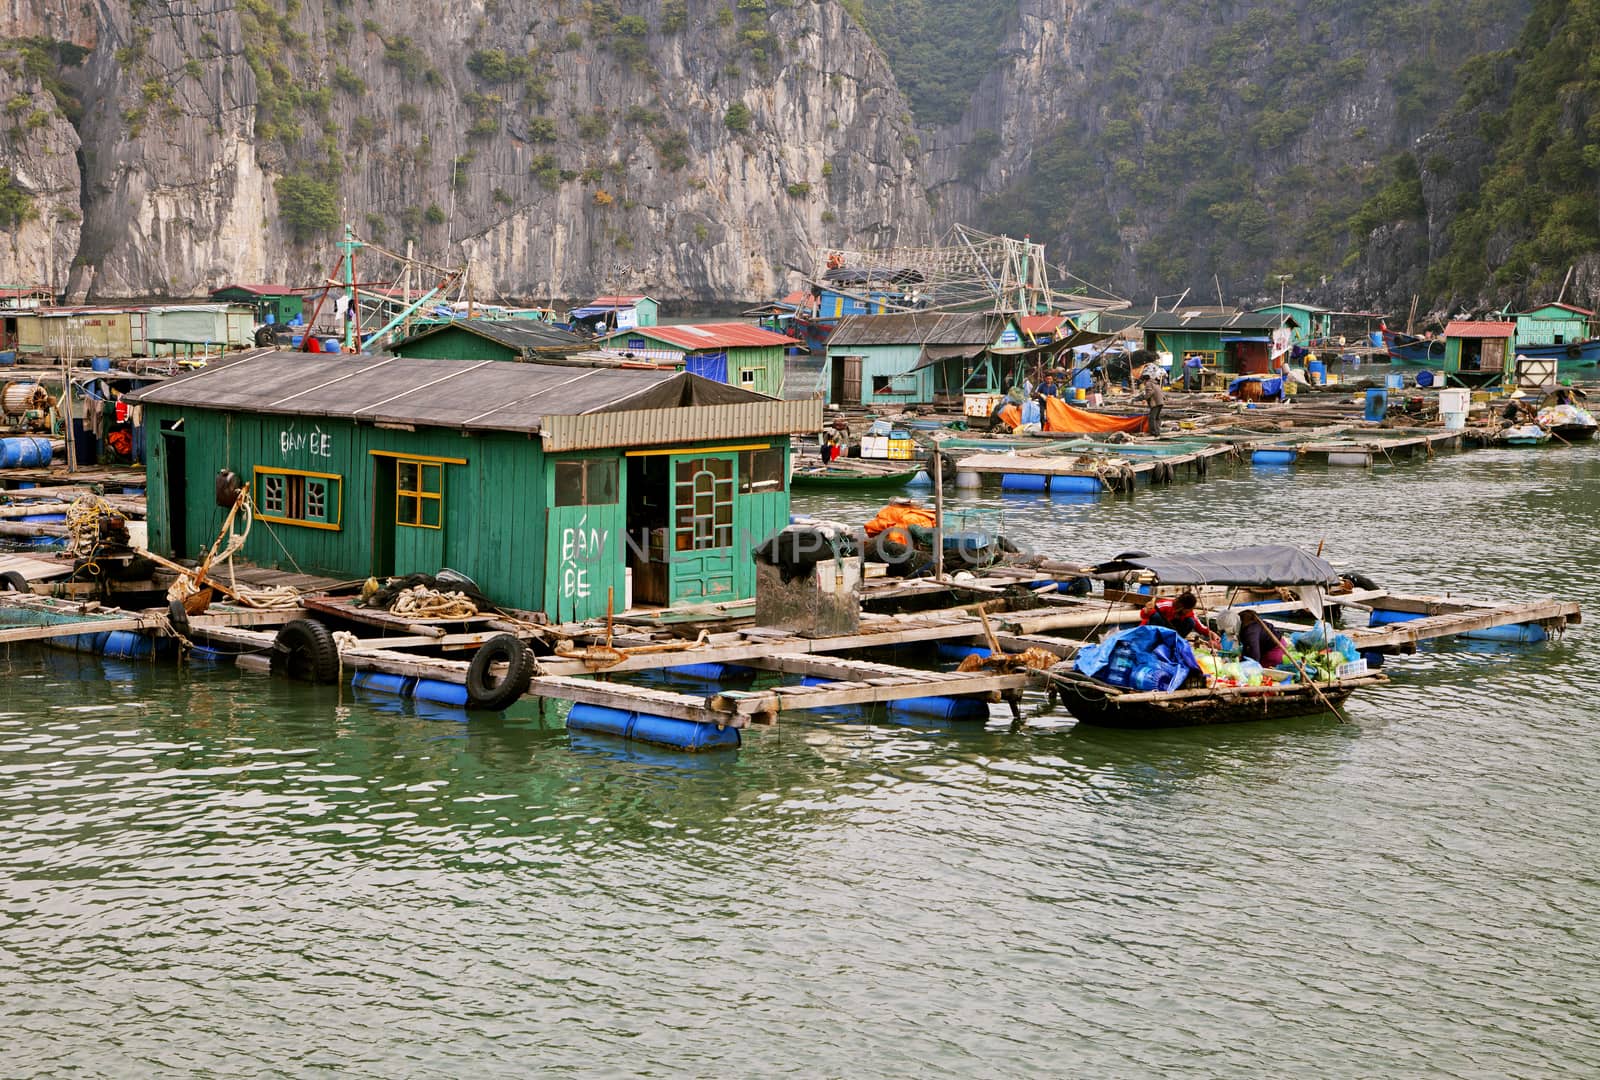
[932,448,944,582]
[61,349,75,474]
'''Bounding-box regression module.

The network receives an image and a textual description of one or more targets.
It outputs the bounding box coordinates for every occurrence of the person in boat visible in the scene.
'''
[1141,592,1220,647]
[1090,363,1110,398]
[1554,387,1574,407]
[1135,374,1165,434]
[1500,393,1532,426]
[1237,609,1285,667]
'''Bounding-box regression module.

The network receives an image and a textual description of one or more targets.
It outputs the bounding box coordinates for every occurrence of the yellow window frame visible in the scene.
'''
[253,466,343,531]
[395,457,444,530]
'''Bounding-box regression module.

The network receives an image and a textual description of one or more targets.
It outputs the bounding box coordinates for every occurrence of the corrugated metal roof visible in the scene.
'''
[599,322,796,350]
[1445,320,1515,338]
[394,318,588,354]
[543,398,823,452]
[1141,310,1279,332]
[587,295,652,306]
[1017,314,1068,335]
[211,284,297,296]
[1522,302,1595,317]
[127,351,779,435]
[827,312,1005,347]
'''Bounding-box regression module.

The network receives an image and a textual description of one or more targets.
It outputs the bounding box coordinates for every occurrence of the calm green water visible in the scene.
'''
[5,445,1600,1076]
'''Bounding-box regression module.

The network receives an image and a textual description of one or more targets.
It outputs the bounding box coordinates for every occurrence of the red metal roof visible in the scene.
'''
[1018,314,1068,336]
[587,295,652,306]
[606,322,797,350]
[1445,320,1515,338]
[1524,301,1595,317]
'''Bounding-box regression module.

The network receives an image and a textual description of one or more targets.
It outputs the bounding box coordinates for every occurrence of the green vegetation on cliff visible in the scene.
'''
[1431,0,1600,302]
[853,0,1015,125]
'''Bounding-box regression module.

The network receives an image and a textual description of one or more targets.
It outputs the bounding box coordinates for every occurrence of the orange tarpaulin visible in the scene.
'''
[863,502,937,537]
[1044,397,1148,434]
[999,404,1022,428]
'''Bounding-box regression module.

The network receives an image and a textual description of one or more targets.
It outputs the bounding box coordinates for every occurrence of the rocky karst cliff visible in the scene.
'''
[1,0,934,302]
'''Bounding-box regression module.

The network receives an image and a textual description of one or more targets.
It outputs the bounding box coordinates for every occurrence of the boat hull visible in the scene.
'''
[1049,670,1377,729]
[1551,424,1598,442]
[1515,338,1600,367]
[791,466,922,488]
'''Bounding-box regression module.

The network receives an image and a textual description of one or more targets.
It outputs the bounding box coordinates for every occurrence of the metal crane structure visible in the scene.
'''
[804,224,1130,320]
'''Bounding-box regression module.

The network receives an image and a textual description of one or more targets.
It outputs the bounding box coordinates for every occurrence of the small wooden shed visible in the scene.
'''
[1443,320,1516,385]
[131,353,820,621]
[210,284,305,326]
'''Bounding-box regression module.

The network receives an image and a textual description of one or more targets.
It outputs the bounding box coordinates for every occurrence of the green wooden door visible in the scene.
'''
[732,446,789,601]
[669,453,737,605]
[390,456,446,576]
[543,456,625,623]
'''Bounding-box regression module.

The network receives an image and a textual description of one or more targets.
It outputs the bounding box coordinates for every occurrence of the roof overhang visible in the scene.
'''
[541,398,823,452]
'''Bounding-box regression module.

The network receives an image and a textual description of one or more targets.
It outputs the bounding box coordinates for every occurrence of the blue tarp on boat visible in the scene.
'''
[1073,624,1200,691]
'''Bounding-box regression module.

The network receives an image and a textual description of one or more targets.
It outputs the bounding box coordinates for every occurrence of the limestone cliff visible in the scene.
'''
[1,0,934,302]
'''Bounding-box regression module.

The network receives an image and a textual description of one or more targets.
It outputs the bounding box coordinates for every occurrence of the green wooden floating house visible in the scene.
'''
[1142,310,1281,375]
[209,284,305,327]
[596,322,794,396]
[823,312,1029,407]
[1253,303,1331,348]
[1514,303,1594,349]
[131,352,820,622]
[1442,320,1515,385]
[389,318,590,362]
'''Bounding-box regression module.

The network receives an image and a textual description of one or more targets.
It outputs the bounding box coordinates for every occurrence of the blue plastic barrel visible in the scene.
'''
[1364,388,1388,421]
[1415,370,1434,387]
[20,513,65,523]
[567,703,740,750]
[1051,475,1103,494]
[888,695,990,722]
[91,357,111,372]
[1001,473,1049,492]
[324,338,341,353]
[1307,359,1326,383]
[1461,622,1548,644]
[0,437,53,468]
[352,671,416,696]
[122,486,145,496]
[103,631,153,659]
[414,679,470,706]
[937,644,991,663]
[1072,367,1094,389]
[664,662,755,682]
[291,335,304,347]
[1386,372,1404,390]
[0,350,15,366]
[1252,449,1296,465]
[1368,609,1421,626]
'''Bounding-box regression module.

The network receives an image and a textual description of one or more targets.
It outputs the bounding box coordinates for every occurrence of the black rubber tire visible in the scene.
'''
[1345,572,1380,592]
[272,617,340,684]
[167,599,191,639]
[465,634,534,711]
[0,571,28,593]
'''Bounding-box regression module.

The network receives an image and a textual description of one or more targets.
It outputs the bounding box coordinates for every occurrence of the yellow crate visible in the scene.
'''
[887,438,914,460]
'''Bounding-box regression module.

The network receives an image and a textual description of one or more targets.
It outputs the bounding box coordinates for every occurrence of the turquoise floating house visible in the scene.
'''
[1253,303,1331,348]
[1442,320,1515,386]
[596,322,795,396]
[823,312,1027,407]
[131,353,820,622]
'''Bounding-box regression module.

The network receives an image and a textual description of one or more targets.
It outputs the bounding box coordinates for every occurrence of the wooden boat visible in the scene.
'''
[1383,327,1446,365]
[1045,668,1387,728]
[1515,338,1600,367]
[1500,423,1551,446]
[791,460,923,488]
